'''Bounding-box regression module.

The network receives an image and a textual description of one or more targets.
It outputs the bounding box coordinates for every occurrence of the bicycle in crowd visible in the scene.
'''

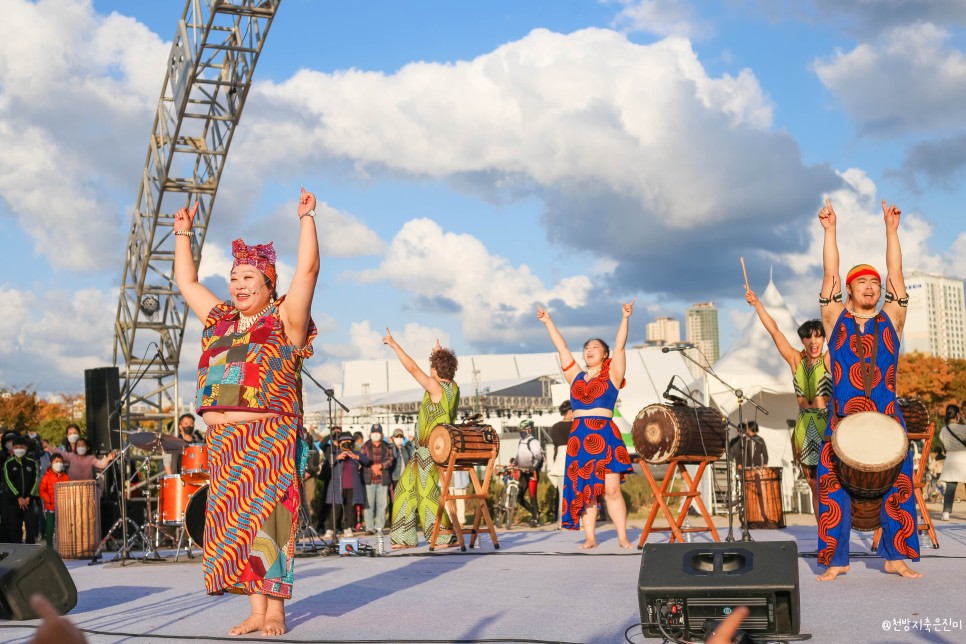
[493,465,522,530]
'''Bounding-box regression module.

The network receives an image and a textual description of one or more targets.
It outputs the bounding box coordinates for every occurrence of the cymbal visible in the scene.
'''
[123,431,188,453]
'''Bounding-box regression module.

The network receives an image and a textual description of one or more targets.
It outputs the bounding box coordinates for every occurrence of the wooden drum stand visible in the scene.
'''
[636,456,721,548]
[427,421,500,552]
[872,408,939,551]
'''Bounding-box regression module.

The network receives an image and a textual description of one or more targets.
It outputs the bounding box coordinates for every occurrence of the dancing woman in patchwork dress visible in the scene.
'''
[384,332,459,549]
[174,188,320,637]
[745,289,830,516]
[536,301,635,549]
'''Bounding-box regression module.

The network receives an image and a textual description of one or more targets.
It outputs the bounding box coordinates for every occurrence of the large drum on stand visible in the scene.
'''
[54,480,100,558]
[429,424,498,465]
[632,404,727,464]
[743,466,785,529]
[832,411,908,531]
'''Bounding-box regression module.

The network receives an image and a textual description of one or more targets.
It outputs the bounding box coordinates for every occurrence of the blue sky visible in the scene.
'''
[2,0,965,403]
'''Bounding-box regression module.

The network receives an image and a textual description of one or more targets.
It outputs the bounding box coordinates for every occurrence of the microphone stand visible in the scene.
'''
[671,349,769,543]
[106,344,165,564]
[303,369,351,555]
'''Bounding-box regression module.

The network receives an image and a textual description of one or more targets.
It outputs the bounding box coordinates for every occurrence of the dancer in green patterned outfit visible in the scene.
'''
[383,330,460,549]
[745,288,829,517]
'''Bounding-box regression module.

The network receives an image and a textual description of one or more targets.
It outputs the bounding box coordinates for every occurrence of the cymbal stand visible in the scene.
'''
[90,443,146,564]
[303,368,350,556]
[138,445,167,561]
[295,479,322,556]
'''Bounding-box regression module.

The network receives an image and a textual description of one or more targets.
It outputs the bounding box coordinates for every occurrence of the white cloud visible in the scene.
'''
[609,0,713,40]
[0,286,116,389]
[778,168,943,287]
[813,23,966,135]
[337,320,451,362]
[0,0,168,271]
[352,218,593,344]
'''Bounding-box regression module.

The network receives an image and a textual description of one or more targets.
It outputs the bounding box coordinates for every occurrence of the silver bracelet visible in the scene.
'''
[174,230,193,238]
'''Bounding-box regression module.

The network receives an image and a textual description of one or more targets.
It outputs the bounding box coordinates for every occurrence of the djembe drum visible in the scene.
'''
[743,466,785,529]
[632,404,727,464]
[429,423,498,465]
[54,480,100,558]
[832,411,908,531]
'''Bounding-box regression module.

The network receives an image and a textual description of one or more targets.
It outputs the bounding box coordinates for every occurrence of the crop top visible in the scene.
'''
[195,297,316,417]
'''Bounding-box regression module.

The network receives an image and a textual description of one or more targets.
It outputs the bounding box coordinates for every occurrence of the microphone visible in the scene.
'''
[662,379,688,404]
[661,343,695,353]
[250,278,271,296]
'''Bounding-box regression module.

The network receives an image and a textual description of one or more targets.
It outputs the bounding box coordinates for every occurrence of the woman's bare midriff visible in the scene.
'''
[573,408,613,419]
[203,409,279,427]
[797,396,829,410]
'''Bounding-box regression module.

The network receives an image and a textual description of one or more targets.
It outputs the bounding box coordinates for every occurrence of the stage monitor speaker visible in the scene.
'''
[0,544,78,620]
[638,541,800,639]
[85,366,121,453]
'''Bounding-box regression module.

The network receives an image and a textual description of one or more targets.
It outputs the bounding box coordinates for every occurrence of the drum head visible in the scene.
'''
[185,485,209,546]
[833,412,908,471]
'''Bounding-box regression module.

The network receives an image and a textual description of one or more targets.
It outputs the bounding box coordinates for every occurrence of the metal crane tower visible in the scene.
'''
[113,0,281,431]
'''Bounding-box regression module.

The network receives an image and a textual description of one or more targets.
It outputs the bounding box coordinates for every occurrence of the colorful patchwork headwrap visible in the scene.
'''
[231,238,277,287]
[846,263,880,287]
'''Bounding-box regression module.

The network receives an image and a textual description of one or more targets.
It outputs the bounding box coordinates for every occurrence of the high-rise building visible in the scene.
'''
[902,270,966,359]
[645,317,681,346]
[686,302,720,367]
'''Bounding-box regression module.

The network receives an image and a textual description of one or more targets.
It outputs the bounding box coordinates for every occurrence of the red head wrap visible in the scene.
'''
[231,238,277,287]
[846,264,880,287]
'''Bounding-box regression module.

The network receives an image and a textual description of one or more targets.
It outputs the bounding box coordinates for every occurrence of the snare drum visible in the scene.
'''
[429,424,498,465]
[157,474,203,525]
[632,404,727,464]
[54,480,100,558]
[180,443,209,484]
[743,467,785,529]
[832,411,908,531]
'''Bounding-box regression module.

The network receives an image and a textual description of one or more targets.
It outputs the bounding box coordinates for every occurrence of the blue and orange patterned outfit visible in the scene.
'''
[562,359,633,529]
[196,297,315,598]
[817,311,918,567]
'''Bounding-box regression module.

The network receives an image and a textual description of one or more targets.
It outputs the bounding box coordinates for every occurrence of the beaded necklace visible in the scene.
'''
[236,302,273,333]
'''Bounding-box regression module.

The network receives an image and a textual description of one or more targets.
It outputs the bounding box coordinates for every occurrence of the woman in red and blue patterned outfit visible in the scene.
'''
[816,198,921,581]
[174,188,320,635]
[536,301,635,549]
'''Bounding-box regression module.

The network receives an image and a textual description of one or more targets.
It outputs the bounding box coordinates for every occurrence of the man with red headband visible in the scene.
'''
[815,198,920,581]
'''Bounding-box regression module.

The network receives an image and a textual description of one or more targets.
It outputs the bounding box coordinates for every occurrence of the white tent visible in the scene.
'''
[697,278,812,514]
[322,347,694,462]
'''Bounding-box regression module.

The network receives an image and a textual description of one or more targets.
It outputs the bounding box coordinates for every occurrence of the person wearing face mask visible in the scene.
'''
[61,438,115,481]
[39,453,69,547]
[359,424,394,535]
[2,435,40,543]
[61,425,82,454]
[389,429,413,503]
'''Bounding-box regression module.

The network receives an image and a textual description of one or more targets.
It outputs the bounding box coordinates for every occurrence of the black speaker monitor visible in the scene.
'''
[638,541,800,638]
[85,366,121,453]
[0,545,78,620]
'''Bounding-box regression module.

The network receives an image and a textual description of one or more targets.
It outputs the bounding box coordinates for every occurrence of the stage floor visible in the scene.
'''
[2,511,965,644]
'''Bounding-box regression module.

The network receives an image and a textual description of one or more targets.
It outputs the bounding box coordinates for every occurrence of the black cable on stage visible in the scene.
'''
[0,625,585,644]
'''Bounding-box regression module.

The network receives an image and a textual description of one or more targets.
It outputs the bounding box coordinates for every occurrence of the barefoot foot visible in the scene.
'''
[816,565,849,581]
[884,560,923,578]
[391,543,416,550]
[261,614,286,637]
[228,613,265,635]
[618,540,635,550]
[578,539,598,549]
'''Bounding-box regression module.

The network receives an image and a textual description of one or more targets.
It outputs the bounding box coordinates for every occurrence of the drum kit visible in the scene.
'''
[74,431,210,563]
